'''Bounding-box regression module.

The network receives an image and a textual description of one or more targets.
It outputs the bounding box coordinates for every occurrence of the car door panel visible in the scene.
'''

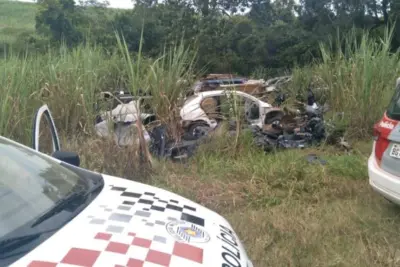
[32,104,60,153]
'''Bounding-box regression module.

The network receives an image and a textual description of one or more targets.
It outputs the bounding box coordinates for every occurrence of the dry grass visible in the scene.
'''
[155,141,400,267]
[63,136,152,182]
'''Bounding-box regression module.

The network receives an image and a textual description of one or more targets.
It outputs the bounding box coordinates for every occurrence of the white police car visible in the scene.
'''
[0,105,253,267]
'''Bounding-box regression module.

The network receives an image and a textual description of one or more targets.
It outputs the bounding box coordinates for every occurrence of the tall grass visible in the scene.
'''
[146,42,197,140]
[0,43,125,145]
[291,27,400,138]
[2,25,396,150]
[0,31,197,161]
[116,30,197,141]
[115,29,154,165]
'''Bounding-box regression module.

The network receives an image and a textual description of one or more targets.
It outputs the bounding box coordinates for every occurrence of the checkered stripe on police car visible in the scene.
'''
[28,231,204,267]
[82,185,206,241]
[107,185,205,227]
[27,184,209,267]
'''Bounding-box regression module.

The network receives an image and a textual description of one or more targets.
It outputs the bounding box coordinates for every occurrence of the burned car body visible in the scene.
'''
[91,82,333,159]
[251,90,327,151]
[180,90,274,137]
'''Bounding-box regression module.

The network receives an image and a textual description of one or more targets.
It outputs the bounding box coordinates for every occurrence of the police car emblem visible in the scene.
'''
[166,220,210,243]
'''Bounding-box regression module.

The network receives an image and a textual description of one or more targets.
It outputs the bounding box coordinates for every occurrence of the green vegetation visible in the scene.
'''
[2,0,400,266]
[0,0,36,47]
[290,28,400,138]
[0,44,125,143]
[3,0,400,76]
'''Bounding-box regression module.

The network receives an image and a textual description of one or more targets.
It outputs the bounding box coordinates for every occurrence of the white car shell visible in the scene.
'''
[180,90,272,130]
[95,101,153,146]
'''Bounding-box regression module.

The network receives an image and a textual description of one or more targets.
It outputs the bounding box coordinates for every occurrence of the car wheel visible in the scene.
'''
[265,113,283,125]
[185,122,210,140]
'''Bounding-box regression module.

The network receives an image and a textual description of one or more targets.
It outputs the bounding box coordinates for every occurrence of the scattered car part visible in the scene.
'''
[306,154,327,165]
[148,124,208,161]
[250,88,329,152]
[187,121,211,140]
[339,137,351,150]
[98,99,154,124]
[94,92,155,147]
[95,120,151,147]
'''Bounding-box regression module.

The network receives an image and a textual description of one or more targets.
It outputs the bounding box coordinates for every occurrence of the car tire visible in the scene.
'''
[265,113,283,125]
[184,122,210,140]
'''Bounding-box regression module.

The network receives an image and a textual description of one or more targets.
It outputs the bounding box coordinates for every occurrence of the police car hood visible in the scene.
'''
[12,174,252,267]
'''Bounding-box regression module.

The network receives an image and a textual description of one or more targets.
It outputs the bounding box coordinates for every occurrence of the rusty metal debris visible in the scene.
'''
[251,88,328,152]
[306,154,327,165]
[190,74,291,97]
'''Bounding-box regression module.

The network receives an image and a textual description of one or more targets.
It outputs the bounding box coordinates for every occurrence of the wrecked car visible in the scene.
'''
[93,91,203,160]
[251,89,327,151]
[0,104,254,267]
[92,91,204,160]
[94,91,155,146]
[96,91,155,125]
[180,89,274,138]
[92,84,329,158]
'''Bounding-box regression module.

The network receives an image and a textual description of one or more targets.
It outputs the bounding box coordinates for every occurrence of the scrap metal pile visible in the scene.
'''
[94,74,343,161]
[251,92,327,152]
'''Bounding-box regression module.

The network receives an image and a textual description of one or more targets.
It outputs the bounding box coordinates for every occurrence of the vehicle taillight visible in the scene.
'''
[374,122,390,163]
[373,123,380,141]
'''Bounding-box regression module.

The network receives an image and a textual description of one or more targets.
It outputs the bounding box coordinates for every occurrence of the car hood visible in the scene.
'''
[11,174,252,267]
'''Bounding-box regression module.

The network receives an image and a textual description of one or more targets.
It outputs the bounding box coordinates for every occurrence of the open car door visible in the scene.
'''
[32,104,60,153]
[32,104,80,167]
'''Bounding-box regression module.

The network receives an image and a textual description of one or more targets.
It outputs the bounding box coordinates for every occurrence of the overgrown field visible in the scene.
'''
[0,0,36,47]
[2,28,400,267]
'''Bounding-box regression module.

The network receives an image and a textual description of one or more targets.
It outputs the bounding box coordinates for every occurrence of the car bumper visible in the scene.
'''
[368,154,400,205]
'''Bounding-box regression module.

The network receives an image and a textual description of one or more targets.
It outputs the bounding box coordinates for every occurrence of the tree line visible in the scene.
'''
[18,0,400,75]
